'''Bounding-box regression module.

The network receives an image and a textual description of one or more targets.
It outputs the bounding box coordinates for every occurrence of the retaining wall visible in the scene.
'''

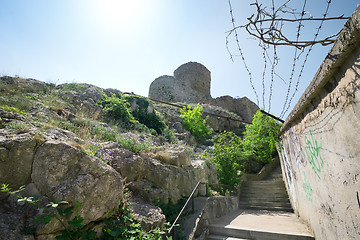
[278,5,360,240]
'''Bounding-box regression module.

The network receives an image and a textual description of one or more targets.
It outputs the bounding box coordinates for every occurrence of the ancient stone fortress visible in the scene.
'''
[148,61,259,123]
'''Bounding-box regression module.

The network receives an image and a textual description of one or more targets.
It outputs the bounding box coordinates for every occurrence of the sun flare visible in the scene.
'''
[89,0,143,32]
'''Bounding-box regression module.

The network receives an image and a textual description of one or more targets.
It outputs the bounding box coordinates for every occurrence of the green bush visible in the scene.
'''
[211,131,251,191]
[125,95,167,134]
[180,104,212,141]
[116,135,151,153]
[99,93,134,125]
[0,105,26,115]
[242,110,282,164]
[209,110,281,190]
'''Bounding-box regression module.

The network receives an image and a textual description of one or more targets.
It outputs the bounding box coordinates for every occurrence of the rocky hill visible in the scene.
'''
[0,76,239,239]
[149,62,259,123]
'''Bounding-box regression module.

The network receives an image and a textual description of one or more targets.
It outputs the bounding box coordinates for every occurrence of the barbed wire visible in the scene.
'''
[281,0,334,118]
[267,0,278,112]
[227,0,349,118]
[227,0,260,107]
[279,0,308,118]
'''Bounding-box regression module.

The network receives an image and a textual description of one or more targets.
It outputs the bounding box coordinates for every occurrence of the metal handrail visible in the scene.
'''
[167,181,202,236]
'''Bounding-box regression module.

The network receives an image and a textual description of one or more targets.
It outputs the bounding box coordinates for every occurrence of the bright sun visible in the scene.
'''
[89,0,143,32]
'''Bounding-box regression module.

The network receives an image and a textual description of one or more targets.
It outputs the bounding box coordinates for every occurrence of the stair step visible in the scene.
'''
[240,200,291,205]
[239,205,293,212]
[240,196,290,200]
[209,225,313,240]
[206,235,249,240]
[240,191,288,195]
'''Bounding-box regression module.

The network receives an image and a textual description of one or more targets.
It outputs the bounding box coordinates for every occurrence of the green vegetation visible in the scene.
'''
[4,122,30,131]
[209,110,281,191]
[154,198,187,224]
[180,104,212,141]
[58,83,88,93]
[99,93,135,126]
[116,135,151,154]
[242,110,282,164]
[211,131,252,191]
[0,105,26,115]
[124,95,167,135]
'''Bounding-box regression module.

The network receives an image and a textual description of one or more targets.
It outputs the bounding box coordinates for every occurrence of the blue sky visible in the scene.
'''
[0,0,358,118]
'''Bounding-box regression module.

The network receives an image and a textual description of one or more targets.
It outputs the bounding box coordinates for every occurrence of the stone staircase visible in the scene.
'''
[206,165,315,240]
[239,166,293,212]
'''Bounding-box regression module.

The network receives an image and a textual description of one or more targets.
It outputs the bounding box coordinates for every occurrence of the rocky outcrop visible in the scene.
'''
[149,62,212,104]
[211,96,259,124]
[148,62,259,123]
[0,76,221,239]
[109,143,218,204]
[32,141,123,232]
[0,129,124,237]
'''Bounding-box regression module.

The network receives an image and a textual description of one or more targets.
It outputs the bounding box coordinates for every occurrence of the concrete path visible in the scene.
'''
[208,209,315,240]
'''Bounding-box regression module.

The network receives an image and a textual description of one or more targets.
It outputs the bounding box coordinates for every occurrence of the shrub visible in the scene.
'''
[180,104,212,141]
[116,135,151,154]
[90,125,117,142]
[125,95,167,135]
[209,110,281,190]
[210,131,250,191]
[99,93,134,125]
[0,105,26,115]
[242,110,282,164]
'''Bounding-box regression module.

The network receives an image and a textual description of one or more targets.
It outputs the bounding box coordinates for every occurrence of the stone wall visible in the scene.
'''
[278,6,360,240]
[149,62,212,104]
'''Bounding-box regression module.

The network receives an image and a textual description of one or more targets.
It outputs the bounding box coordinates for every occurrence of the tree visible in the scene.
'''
[242,110,282,164]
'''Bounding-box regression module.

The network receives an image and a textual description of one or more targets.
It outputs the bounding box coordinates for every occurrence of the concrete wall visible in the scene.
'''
[278,5,360,240]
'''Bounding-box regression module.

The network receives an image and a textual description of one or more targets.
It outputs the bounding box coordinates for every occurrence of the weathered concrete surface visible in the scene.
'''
[278,5,360,240]
[208,209,314,240]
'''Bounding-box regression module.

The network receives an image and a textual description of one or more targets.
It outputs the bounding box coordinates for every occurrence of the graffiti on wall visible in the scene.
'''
[288,128,307,167]
[304,130,324,180]
[279,142,297,206]
[302,171,313,202]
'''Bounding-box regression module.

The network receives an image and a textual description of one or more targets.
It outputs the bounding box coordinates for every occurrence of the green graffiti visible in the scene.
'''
[302,171,313,202]
[304,130,323,179]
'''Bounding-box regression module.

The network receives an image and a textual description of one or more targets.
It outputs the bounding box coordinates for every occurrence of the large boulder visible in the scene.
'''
[129,195,166,231]
[154,144,191,167]
[0,128,124,237]
[31,140,123,233]
[0,130,37,191]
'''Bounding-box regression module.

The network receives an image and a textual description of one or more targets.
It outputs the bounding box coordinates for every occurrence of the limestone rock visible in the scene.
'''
[154,144,191,167]
[129,196,166,231]
[111,147,149,182]
[31,140,123,234]
[107,143,218,204]
[0,76,51,94]
[0,130,37,190]
[212,96,259,123]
